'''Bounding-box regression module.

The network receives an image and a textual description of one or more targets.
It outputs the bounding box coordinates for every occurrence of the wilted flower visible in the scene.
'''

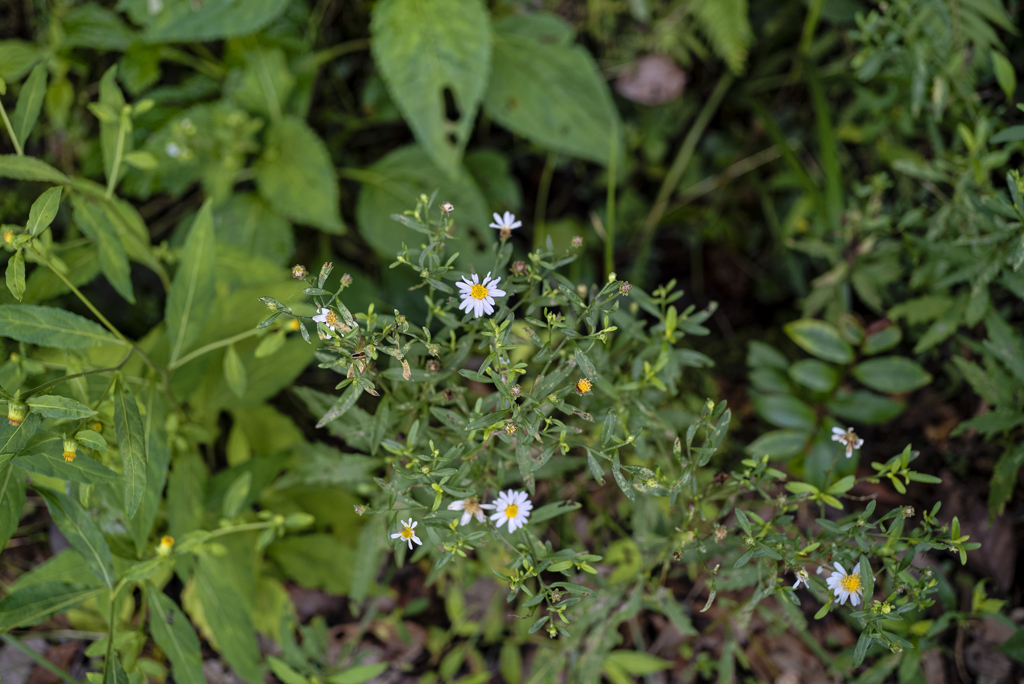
[510,384,522,397]
[390,518,422,550]
[457,272,506,318]
[831,427,864,458]
[574,377,593,396]
[902,505,915,518]
[504,421,517,435]
[792,568,810,590]
[490,489,533,532]
[447,497,495,526]
[340,273,352,287]
[572,236,582,248]
[511,260,528,276]
[825,562,864,606]
[441,202,454,214]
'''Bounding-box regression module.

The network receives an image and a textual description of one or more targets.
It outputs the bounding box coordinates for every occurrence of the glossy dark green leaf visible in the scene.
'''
[113,377,147,519]
[35,486,114,588]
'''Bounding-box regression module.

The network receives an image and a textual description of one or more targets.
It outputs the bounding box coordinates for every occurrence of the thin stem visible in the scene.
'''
[605,121,617,279]
[24,349,134,399]
[631,73,734,282]
[105,116,127,199]
[29,247,127,344]
[206,521,272,540]
[101,580,126,681]
[168,328,261,370]
[0,634,81,684]
[0,98,23,156]
[532,152,557,253]
[159,47,225,80]
[305,38,372,71]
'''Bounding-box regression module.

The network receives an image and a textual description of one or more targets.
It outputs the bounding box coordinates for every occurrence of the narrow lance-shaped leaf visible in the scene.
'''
[35,486,114,589]
[0,463,26,552]
[6,249,25,301]
[0,304,121,349]
[0,582,105,631]
[27,186,62,236]
[12,63,47,147]
[147,588,206,684]
[0,155,71,184]
[72,195,135,304]
[26,394,96,419]
[315,382,361,429]
[192,552,264,683]
[166,200,216,364]
[113,377,147,519]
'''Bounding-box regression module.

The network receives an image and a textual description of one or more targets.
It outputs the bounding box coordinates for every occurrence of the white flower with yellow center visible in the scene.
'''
[792,568,810,590]
[457,272,506,319]
[489,211,522,231]
[390,518,422,550]
[825,561,864,606]
[489,489,532,532]
[831,426,864,458]
[447,497,495,526]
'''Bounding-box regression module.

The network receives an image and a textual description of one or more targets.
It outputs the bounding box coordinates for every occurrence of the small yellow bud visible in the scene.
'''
[7,401,27,427]
[3,230,14,246]
[62,436,78,462]
[157,535,174,557]
[291,264,307,279]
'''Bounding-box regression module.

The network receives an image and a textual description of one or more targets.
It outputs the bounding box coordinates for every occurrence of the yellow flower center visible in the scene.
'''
[3,230,13,245]
[505,503,519,519]
[400,526,413,539]
[464,498,481,515]
[325,310,339,327]
[63,450,77,462]
[161,535,174,547]
[576,378,593,394]
[470,283,489,300]
[840,572,862,593]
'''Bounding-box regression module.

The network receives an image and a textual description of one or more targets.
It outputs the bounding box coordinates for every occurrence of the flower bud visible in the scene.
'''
[3,230,14,246]
[902,505,915,518]
[291,264,307,279]
[619,281,632,296]
[62,436,78,463]
[341,273,352,287]
[511,260,528,275]
[504,422,517,436]
[572,236,582,248]
[510,384,522,397]
[157,535,174,557]
[354,504,366,516]
[7,400,27,426]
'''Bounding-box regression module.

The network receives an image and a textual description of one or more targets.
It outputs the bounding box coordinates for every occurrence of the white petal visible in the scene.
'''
[493,212,503,224]
[410,521,417,528]
[490,511,503,522]
[510,220,522,229]
[474,510,486,522]
[832,427,846,435]
[448,500,466,510]
[391,533,402,539]
[855,439,864,448]
[852,562,860,574]
[472,273,479,283]
[489,288,506,298]
[845,445,853,458]
[850,592,860,607]
[833,562,846,574]
[407,539,413,550]
[461,511,472,526]
[479,503,495,510]
[831,435,843,443]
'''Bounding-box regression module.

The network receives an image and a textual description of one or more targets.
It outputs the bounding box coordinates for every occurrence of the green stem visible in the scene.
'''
[101,579,127,681]
[605,121,618,279]
[159,47,225,80]
[533,152,557,253]
[24,349,134,399]
[0,98,23,156]
[105,116,127,199]
[168,328,261,370]
[305,38,372,71]
[0,634,81,684]
[206,521,272,540]
[631,73,734,283]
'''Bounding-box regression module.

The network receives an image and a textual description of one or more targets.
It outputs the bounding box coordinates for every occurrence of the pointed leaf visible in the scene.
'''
[12,63,46,147]
[192,552,264,683]
[0,155,70,184]
[113,377,147,519]
[6,249,25,300]
[0,582,104,630]
[166,200,216,364]
[27,186,63,237]
[35,486,114,588]
[147,589,206,684]
[783,319,854,364]
[14,433,119,484]
[72,195,135,303]
[223,344,248,398]
[26,394,96,419]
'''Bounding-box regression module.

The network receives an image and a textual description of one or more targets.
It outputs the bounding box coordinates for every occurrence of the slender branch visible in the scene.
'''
[168,328,261,370]
[0,634,81,684]
[29,247,127,345]
[0,98,24,156]
[24,349,134,399]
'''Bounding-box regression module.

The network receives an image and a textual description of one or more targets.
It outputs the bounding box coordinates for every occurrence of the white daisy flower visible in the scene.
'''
[489,211,522,231]
[489,489,532,532]
[825,561,864,606]
[831,426,864,458]
[312,307,358,333]
[447,497,496,526]
[457,272,507,319]
[792,568,810,590]
[390,518,422,550]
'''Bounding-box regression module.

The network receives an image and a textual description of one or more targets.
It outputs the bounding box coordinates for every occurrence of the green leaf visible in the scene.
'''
[0,303,121,349]
[72,195,135,304]
[990,443,1024,517]
[991,125,1024,144]
[747,340,790,369]
[27,186,62,237]
[0,40,41,81]
[371,0,490,178]
[113,377,147,519]
[0,154,71,184]
[691,0,752,74]
[858,553,873,603]
[992,51,1017,102]
[0,463,26,551]
[484,28,620,165]
[0,412,41,457]
[166,200,216,365]
[267,534,353,595]
[35,486,114,588]
[326,664,389,684]
[315,382,361,429]
[98,66,128,187]
[148,589,206,684]
[75,429,107,450]
[750,392,816,430]
[828,390,905,425]
[255,116,344,233]
[784,319,854,364]
[223,344,248,398]
[127,0,289,43]
[852,631,870,668]
[852,356,932,394]
[26,394,96,420]
[574,347,598,380]
[129,387,170,556]
[787,359,839,392]
[222,471,252,518]
[827,475,855,494]
[861,325,902,356]
[267,656,309,684]
[104,652,129,684]
[745,429,809,459]
[63,3,136,50]
[14,434,119,485]
[214,193,294,266]
[0,582,104,630]
[192,552,264,684]
[997,627,1024,664]
[6,249,25,301]
[604,650,673,675]
[12,63,46,147]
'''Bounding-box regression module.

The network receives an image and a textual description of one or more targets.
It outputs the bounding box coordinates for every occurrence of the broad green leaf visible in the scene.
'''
[0,40,41,81]
[14,433,119,485]
[75,429,107,450]
[267,534,353,595]
[26,394,96,419]
[828,390,905,425]
[991,125,1024,144]
[0,304,120,348]
[0,411,41,456]
[255,116,343,233]
[6,249,25,301]
[787,359,839,392]
[147,589,206,684]
[224,344,248,398]
[63,3,136,50]
[371,0,491,178]
[226,49,295,119]
[992,51,1016,102]
[104,652,129,684]
[784,319,854,364]
[167,450,208,540]
[750,392,816,431]
[605,650,673,675]
[852,356,932,394]
[315,382,361,429]
[0,155,71,184]
[484,28,620,165]
[27,186,62,237]
[72,195,135,303]
[326,664,388,684]
[192,552,264,684]
[113,377,147,519]
[35,486,114,588]
[214,193,294,266]
[12,63,46,147]
[744,429,809,459]
[166,200,216,365]
[121,0,289,43]
[0,582,104,630]
[129,388,170,556]
[862,325,902,356]
[268,657,309,684]
[0,463,26,551]
[747,341,790,369]
[222,471,252,518]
